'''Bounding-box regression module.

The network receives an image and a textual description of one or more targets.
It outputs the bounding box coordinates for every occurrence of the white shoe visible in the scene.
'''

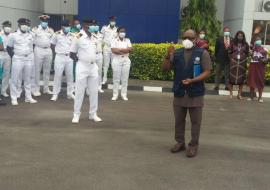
[11,99,19,106]
[67,94,75,100]
[1,92,9,97]
[102,80,107,85]
[44,89,53,95]
[259,98,264,103]
[25,98,37,104]
[98,86,104,93]
[32,91,41,97]
[112,96,118,101]
[121,95,128,101]
[72,114,80,124]
[50,95,58,101]
[89,113,102,122]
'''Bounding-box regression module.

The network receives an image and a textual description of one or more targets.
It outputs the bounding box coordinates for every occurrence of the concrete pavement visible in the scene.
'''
[0,91,269,190]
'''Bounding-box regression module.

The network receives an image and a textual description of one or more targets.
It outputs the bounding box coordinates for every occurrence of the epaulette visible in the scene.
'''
[76,33,83,39]
[31,26,38,32]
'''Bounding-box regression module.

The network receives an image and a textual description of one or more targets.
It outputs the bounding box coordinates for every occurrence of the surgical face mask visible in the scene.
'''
[110,21,116,27]
[224,32,230,37]
[182,39,194,49]
[119,32,126,38]
[63,27,71,34]
[255,40,262,46]
[76,24,81,30]
[199,34,205,39]
[20,25,28,33]
[41,22,48,29]
[3,26,12,34]
[88,25,96,33]
[237,36,244,41]
[27,26,31,32]
[94,25,100,32]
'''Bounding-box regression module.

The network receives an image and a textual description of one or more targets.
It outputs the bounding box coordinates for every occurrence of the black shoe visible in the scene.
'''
[0,99,7,106]
[213,87,219,91]
[225,87,229,91]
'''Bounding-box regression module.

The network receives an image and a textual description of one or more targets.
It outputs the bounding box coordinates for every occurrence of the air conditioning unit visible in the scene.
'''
[262,0,270,12]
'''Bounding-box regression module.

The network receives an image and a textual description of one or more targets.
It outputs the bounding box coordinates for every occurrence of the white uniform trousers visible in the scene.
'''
[112,57,131,97]
[96,52,103,87]
[74,61,99,116]
[33,46,52,92]
[0,52,11,94]
[52,54,74,96]
[10,54,33,100]
[18,52,34,97]
[102,45,112,82]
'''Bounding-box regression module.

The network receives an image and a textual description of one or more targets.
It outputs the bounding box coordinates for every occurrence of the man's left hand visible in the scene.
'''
[182,78,193,85]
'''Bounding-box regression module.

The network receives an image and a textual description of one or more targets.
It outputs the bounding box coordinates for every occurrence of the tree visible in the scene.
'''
[181,0,221,44]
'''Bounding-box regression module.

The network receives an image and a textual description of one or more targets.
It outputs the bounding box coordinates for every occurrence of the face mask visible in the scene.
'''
[3,27,12,34]
[63,27,71,34]
[20,25,28,33]
[88,25,96,33]
[199,34,205,39]
[27,26,31,32]
[94,25,100,32]
[224,32,230,37]
[182,39,194,49]
[237,37,244,41]
[41,22,48,29]
[255,40,262,46]
[119,32,126,38]
[76,24,81,30]
[110,21,116,27]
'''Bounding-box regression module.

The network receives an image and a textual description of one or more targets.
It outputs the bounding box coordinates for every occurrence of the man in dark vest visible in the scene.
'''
[163,29,212,158]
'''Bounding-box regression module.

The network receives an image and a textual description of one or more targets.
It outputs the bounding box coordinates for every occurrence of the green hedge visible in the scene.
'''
[129,43,270,84]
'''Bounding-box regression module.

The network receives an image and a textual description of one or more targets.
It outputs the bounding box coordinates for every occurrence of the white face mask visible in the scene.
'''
[110,21,116,27]
[182,39,194,49]
[199,34,205,39]
[3,27,12,34]
[119,32,126,38]
[20,25,28,32]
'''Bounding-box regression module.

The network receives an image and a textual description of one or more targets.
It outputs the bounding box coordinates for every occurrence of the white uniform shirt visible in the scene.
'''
[7,30,33,56]
[92,32,103,54]
[51,30,74,54]
[111,37,132,59]
[70,32,97,63]
[101,25,118,47]
[33,25,54,48]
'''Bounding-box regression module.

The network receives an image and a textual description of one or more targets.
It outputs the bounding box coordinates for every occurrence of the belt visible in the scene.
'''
[15,54,29,57]
[57,53,69,56]
[36,46,50,49]
[80,60,95,65]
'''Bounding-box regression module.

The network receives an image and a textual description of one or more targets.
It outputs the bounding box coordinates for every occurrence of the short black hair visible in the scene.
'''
[117,27,125,33]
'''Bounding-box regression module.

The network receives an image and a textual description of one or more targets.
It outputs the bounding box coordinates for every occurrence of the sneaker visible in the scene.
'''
[259,98,264,103]
[72,114,80,124]
[247,97,254,101]
[121,95,128,101]
[32,91,41,97]
[25,98,37,104]
[43,89,53,95]
[67,94,75,100]
[89,113,102,122]
[111,96,118,101]
[1,92,9,98]
[50,95,58,101]
[11,99,19,106]
[102,79,107,85]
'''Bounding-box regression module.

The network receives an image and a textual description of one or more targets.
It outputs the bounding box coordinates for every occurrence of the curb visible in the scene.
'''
[42,81,270,98]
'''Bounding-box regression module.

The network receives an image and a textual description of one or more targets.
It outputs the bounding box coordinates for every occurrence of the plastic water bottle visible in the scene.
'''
[193,57,201,78]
